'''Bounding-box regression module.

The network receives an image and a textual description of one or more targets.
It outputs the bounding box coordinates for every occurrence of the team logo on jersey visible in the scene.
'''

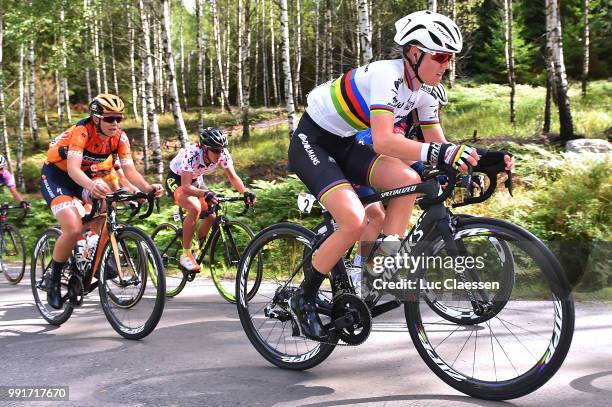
[298,133,320,166]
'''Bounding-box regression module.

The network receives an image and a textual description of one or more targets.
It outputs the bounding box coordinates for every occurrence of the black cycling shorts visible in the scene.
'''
[288,112,380,202]
[40,163,84,210]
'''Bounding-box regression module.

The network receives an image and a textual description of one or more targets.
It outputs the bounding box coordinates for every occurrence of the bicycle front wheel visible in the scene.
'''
[405,218,574,400]
[209,220,258,303]
[151,223,187,297]
[1,224,27,284]
[98,226,166,340]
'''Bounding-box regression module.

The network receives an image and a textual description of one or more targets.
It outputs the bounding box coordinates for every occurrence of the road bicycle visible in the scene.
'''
[31,190,166,340]
[236,163,574,400]
[0,203,28,284]
[151,196,261,302]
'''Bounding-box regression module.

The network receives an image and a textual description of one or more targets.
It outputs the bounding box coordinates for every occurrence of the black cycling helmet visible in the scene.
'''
[199,127,228,150]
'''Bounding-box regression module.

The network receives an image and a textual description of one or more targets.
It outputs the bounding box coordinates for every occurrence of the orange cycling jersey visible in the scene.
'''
[45,117,133,174]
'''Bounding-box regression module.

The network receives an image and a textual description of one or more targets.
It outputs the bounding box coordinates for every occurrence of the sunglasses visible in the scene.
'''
[416,46,452,64]
[100,115,124,124]
[208,147,223,154]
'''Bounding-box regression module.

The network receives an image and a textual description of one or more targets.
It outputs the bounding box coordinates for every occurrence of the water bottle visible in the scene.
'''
[75,237,87,263]
[344,259,362,297]
[85,232,99,258]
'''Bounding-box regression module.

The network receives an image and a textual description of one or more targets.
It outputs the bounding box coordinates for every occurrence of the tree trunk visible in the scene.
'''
[179,11,188,111]
[196,0,205,129]
[27,33,39,143]
[428,0,437,12]
[545,0,574,140]
[237,0,244,108]
[17,44,25,189]
[269,0,279,105]
[209,52,214,105]
[581,0,589,96]
[504,0,516,124]
[279,0,296,135]
[224,7,231,105]
[140,0,162,179]
[357,0,373,64]
[161,0,189,147]
[83,0,92,101]
[91,0,101,94]
[41,77,51,137]
[448,0,456,88]
[128,4,140,121]
[0,8,11,170]
[314,0,320,85]
[109,20,119,95]
[55,69,62,128]
[59,3,71,124]
[294,0,302,104]
[543,74,552,134]
[325,0,332,81]
[98,6,108,93]
[140,38,149,173]
[261,0,269,106]
[241,0,252,141]
[211,0,232,112]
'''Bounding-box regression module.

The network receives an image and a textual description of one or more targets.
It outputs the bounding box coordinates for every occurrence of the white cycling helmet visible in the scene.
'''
[394,10,462,54]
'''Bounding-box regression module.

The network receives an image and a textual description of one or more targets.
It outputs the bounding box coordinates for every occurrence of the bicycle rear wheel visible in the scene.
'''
[236,223,336,370]
[151,223,187,297]
[99,226,165,340]
[30,228,73,325]
[1,224,26,284]
[405,218,574,400]
[209,220,259,303]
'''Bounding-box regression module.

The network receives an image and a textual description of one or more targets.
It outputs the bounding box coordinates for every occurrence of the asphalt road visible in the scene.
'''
[1,278,611,407]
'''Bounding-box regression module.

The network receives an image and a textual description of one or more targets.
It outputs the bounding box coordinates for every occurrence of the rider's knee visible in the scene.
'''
[339,210,368,240]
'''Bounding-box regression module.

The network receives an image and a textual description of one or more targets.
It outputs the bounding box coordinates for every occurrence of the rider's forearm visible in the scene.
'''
[422,126,448,143]
[68,166,96,191]
[228,175,247,194]
[9,187,23,202]
[123,165,154,192]
[372,131,427,162]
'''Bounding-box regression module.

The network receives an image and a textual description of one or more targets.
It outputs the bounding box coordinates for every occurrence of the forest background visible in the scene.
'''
[0,0,609,297]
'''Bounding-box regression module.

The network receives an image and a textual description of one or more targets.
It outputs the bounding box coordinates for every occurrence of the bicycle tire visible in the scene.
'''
[98,226,166,340]
[236,223,337,370]
[209,220,259,303]
[30,228,73,325]
[405,218,574,400]
[151,223,187,297]
[1,224,27,284]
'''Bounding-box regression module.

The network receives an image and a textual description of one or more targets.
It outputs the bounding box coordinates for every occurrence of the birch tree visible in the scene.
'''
[91,0,102,93]
[314,0,320,85]
[279,0,296,135]
[179,11,188,111]
[128,4,139,121]
[428,0,437,12]
[211,0,231,112]
[237,0,244,108]
[357,0,372,64]
[325,0,332,81]
[545,0,574,140]
[269,0,279,104]
[240,0,252,141]
[261,0,269,106]
[140,37,149,172]
[0,8,10,169]
[161,0,189,147]
[139,0,162,179]
[98,5,108,93]
[17,45,25,189]
[448,0,456,88]
[109,20,119,95]
[27,0,38,143]
[581,0,589,96]
[504,0,516,124]
[83,0,92,101]
[294,0,302,103]
[196,0,205,129]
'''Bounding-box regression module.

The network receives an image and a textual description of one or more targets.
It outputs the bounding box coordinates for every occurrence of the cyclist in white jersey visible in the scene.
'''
[287,10,514,340]
[165,127,256,272]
